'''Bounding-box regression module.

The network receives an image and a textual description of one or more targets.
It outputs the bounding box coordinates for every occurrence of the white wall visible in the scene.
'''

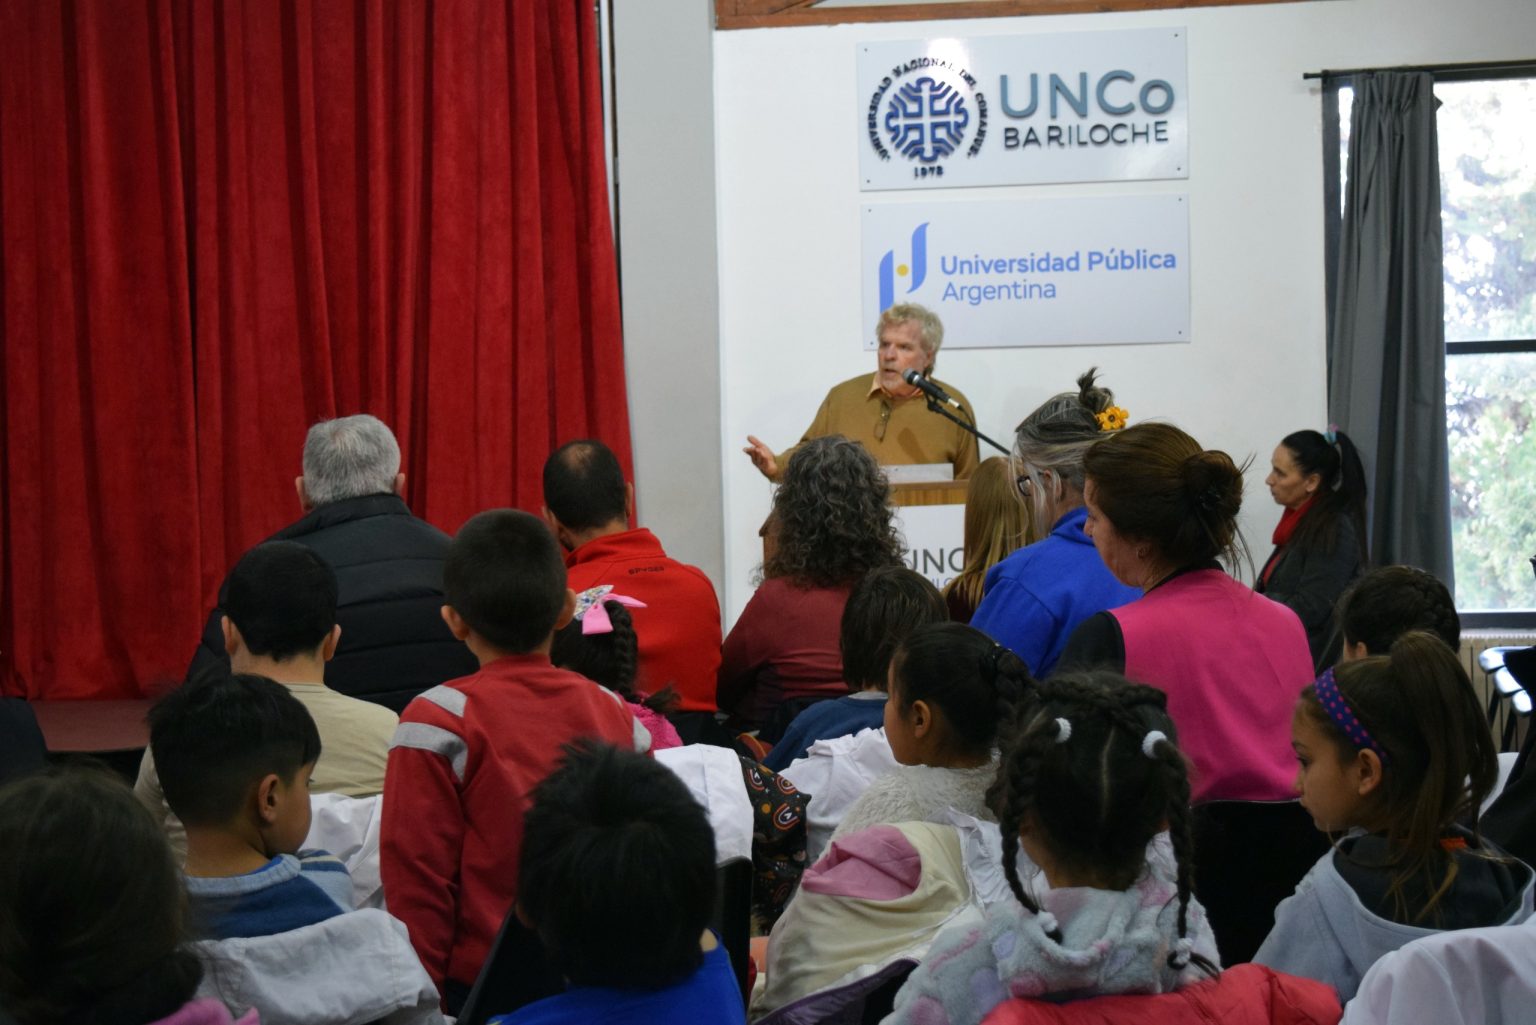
[614,0,726,588]
[709,0,1536,625]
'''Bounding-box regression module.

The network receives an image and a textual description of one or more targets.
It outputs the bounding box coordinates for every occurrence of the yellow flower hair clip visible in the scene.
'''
[1095,406,1129,432]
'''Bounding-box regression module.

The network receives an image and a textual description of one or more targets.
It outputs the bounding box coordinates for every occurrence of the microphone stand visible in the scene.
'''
[924,398,1011,456]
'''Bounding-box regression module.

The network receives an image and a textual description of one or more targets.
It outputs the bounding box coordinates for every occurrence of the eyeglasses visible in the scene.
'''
[1015,467,1052,502]
[875,400,892,441]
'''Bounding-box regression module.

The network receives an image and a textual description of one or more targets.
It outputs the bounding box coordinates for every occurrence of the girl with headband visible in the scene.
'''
[1255,631,1533,1001]
[826,622,1030,844]
[884,671,1218,1025]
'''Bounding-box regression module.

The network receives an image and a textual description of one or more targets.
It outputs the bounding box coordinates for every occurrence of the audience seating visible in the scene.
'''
[751,960,916,1025]
[1481,645,1535,752]
[654,744,755,865]
[456,910,563,1025]
[0,698,46,783]
[1191,799,1330,967]
[304,793,385,910]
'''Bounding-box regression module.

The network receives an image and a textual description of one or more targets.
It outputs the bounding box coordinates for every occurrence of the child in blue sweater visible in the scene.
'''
[151,672,352,938]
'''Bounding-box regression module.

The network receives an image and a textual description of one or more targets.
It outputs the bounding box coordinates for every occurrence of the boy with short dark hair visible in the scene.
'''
[137,541,399,858]
[150,672,352,939]
[150,672,445,1023]
[1336,564,1461,660]
[494,741,745,1024]
[382,509,646,1010]
[765,565,947,770]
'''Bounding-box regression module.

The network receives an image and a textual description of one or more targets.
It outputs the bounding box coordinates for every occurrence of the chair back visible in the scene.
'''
[0,698,46,783]
[304,793,384,909]
[1191,799,1329,966]
[715,856,754,1005]
[455,910,561,1025]
[751,960,916,1025]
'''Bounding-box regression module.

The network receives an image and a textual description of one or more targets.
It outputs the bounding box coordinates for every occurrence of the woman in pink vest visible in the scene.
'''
[1056,422,1321,965]
[1057,422,1313,803]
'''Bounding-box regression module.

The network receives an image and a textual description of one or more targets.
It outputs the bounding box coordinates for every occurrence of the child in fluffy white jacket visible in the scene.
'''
[883,671,1220,1025]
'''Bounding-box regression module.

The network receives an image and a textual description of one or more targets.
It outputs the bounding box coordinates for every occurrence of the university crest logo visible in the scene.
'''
[866,55,988,177]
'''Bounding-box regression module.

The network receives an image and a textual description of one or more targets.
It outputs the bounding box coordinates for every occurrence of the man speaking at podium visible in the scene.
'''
[743,303,980,482]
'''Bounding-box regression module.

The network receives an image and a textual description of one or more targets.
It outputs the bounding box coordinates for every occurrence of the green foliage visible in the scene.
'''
[1447,354,1536,609]
[1439,80,1536,610]
[1438,80,1536,343]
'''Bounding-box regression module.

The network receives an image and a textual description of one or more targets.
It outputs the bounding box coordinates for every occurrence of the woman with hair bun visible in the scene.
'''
[969,370,1141,675]
[1058,422,1314,805]
[1257,428,1369,670]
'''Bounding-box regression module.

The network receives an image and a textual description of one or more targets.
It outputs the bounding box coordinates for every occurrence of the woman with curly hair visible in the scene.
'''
[718,435,904,737]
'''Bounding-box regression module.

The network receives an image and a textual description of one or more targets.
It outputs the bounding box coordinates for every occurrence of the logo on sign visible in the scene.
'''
[885,78,969,162]
[877,223,929,312]
[866,56,988,181]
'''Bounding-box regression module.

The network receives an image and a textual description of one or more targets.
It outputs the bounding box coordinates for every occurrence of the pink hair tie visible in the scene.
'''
[572,585,647,635]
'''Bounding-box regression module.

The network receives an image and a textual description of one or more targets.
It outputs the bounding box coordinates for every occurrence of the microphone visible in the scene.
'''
[902,369,966,412]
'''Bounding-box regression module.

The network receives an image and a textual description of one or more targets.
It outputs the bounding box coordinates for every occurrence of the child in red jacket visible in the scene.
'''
[381,509,646,1011]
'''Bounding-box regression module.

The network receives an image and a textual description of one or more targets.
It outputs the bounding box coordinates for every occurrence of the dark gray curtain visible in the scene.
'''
[1327,72,1453,589]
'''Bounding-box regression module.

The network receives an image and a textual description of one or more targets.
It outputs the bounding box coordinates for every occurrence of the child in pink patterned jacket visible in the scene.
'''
[884,671,1220,1025]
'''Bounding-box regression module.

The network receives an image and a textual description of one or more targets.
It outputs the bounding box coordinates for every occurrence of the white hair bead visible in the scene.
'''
[1054,717,1072,743]
[1141,730,1168,758]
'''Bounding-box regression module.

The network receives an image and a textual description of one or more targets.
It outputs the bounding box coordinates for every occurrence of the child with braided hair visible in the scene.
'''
[883,672,1219,1025]
[828,623,1030,843]
[551,585,683,751]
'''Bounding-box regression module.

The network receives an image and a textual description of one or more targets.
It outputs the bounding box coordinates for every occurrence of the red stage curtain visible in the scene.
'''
[0,0,630,700]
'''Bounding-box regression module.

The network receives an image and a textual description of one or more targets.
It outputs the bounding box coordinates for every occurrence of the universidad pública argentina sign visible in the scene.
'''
[862,195,1190,348]
[858,29,1187,190]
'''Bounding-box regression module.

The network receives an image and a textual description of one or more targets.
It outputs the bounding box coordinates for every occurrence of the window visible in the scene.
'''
[1325,72,1536,619]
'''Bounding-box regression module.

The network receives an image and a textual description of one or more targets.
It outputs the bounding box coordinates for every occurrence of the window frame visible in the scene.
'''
[1320,64,1536,628]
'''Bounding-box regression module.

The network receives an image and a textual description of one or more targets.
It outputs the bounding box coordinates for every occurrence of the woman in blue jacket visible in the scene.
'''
[969,369,1141,675]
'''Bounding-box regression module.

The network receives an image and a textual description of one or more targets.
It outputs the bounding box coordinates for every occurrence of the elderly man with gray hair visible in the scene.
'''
[186,414,475,711]
[743,303,980,482]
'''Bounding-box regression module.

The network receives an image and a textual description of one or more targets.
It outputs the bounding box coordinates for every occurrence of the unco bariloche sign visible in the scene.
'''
[857,29,1188,191]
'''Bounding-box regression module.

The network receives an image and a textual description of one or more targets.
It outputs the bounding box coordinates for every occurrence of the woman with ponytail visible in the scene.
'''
[828,623,1031,842]
[1256,633,1532,1001]
[1257,428,1369,669]
[755,623,1031,1018]
[970,369,1141,675]
[883,673,1219,1025]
